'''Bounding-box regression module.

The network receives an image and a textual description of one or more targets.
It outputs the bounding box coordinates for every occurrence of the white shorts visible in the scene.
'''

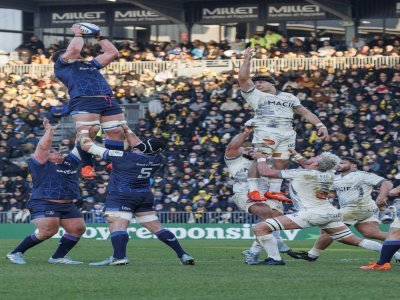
[341,206,379,226]
[252,127,296,160]
[266,199,284,214]
[286,207,345,229]
[391,216,400,229]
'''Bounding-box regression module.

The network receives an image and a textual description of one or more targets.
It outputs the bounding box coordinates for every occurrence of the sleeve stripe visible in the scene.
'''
[293,105,303,108]
[374,179,386,187]
[240,86,256,94]
[69,152,80,162]
[102,150,109,160]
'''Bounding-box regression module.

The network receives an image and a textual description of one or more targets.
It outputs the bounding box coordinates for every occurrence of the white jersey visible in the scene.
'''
[334,171,385,209]
[281,169,336,210]
[241,87,302,129]
[225,155,253,194]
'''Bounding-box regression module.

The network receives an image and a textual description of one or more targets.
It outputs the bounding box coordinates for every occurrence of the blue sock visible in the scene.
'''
[11,234,44,254]
[105,139,124,151]
[377,240,400,265]
[155,229,186,258]
[111,231,129,259]
[77,141,93,167]
[52,234,80,259]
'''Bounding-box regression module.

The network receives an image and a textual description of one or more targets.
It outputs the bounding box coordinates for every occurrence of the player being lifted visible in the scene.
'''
[238,47,329,202]
[6,120,86,265]
[79,124,194,266]
[52,23,141,178]
[288,154,400,262]
[360,185,400,270]
[224,127,292,265]
[251,151,391,265]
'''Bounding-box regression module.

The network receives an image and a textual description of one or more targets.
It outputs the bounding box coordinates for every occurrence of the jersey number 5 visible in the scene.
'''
[138,167,152,178]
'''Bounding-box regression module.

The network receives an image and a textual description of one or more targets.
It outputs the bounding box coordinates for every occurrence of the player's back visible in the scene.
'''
[107,151,163,193]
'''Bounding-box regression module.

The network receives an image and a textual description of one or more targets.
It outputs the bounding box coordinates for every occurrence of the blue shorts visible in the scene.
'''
[105,191,155,213]
[28,200,83,220]
[69,96,123,116]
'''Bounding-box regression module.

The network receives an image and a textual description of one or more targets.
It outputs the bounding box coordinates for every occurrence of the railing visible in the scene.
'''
[1,56,399,76]
[0,211,259,224]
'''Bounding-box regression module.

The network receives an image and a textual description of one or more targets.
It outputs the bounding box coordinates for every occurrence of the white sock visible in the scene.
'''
[308,247,323,258]
[358,239,382,253]
[259,176,269,194]
[272,231,290,251]
[249,240,262,255]
[248,178,259,191]
[257,234,282,261]
[393,252,400,260]
[269,178,283,192]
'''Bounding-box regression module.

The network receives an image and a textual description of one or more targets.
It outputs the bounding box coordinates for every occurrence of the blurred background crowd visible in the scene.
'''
[0,33,400,223]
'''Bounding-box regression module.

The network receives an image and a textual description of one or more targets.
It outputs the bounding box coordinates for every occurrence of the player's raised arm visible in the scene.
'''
[93,34,120,67]
[225,127,253,159]
[294,106,330,141]
[238,48,255,92]
[63,24,85,61]
[33,120,59,164]
[251,152,281,178]
[288,148,308,168]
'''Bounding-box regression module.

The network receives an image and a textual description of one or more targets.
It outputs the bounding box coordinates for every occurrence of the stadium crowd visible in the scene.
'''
[9,32,400,65]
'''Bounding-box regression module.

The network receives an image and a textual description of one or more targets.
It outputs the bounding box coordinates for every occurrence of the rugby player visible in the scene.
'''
[360,185,400,270]
[251,151,389,265]
[238,47,329,202]
[6,120,85,264]
[52,24,141,178]
[287,154,400,262]
[224,127,292,265]
[79,124,194,266]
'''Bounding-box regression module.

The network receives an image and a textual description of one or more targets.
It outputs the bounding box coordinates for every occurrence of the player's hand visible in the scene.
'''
[243,126,253,134]
[317,126,330,141]
[288,148,298,157]
[376,199,388,211]
[243,48,254,61]
[43,119,59,131]
[71,24,83,36]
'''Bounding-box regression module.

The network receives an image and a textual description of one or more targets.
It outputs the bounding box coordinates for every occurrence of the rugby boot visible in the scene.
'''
[257,257,285,266]
[286,250,318,262]
[89,256,129,266]
[360,262,391,270]
[6,252,26,265]
[81,166,96,178]
[264,191,292,202]
[48,256,83,265]
[241,250,259,265]
[248,190,267,201]
[180,254,195,265]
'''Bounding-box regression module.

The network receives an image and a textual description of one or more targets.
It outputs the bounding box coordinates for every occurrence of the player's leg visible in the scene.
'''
[252,214,304,265]
[49,206,86,264]
[135,211,195,265]
[7,216,59,264]
[247,159,266,201]
[271,209,292,253]
[288,230,334,262]
[72,113,101,178]
[360,218,400,270]
[355,221,387,241]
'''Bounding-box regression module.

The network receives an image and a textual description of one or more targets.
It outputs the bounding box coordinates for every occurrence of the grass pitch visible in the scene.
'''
[0,239,398,300]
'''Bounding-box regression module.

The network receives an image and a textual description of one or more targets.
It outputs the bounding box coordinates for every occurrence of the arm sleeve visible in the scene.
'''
[91,59,104,69]
[241,87,262,109]
[292,95,303,109]
[363,173,386,187]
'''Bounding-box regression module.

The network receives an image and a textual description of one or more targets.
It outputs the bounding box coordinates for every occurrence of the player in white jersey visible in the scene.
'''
[239,48,329,201]
[287,154,398,262]
[251,151,390,265]
[361,185,400,270]
[224,127,291,265]
[238,47,329,203]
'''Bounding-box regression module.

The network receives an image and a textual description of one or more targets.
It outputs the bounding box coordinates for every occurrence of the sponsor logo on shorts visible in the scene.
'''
[45,211,55,216]
[121,206,132,211]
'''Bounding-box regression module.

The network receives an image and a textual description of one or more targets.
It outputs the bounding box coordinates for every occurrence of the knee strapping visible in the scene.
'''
[104,211,133,221]
[101,120,123,131]
[264,218,284,232]
[330,228,353,240]
[135,214,158,224]
[76,120,101,127]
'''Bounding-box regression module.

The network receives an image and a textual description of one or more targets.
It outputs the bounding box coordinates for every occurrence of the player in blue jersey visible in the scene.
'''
[6,120,86,265]
[79,124,195,266]
[52,24,141,178]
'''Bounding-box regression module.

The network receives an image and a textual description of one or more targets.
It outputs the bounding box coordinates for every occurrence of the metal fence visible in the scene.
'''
[1,56,399,76]
[0,211,259,224]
